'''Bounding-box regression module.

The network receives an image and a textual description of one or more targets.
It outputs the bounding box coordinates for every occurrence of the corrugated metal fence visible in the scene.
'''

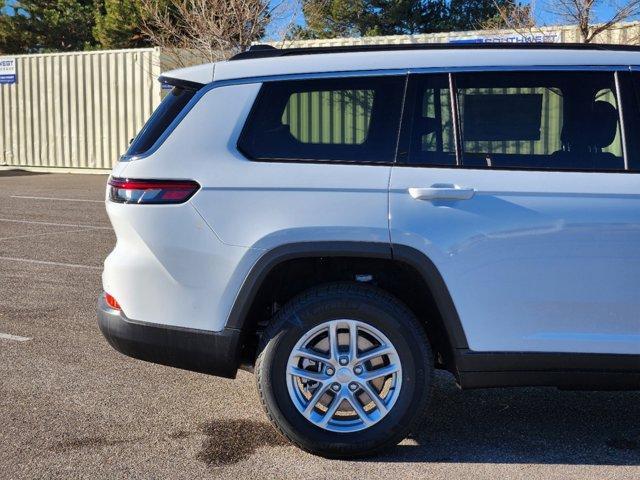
[1,48,161,171]
[283,90,375,144]
[2,22,639,171]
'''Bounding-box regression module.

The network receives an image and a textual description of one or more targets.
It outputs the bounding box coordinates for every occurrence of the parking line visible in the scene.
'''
[11,195,104,203]
[0,256,102,271]
[0,332,31,342]
[0,227,100,242]
[0,218,111,230]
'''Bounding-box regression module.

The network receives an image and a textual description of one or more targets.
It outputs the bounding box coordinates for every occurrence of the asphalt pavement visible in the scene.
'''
[0,171,638,479]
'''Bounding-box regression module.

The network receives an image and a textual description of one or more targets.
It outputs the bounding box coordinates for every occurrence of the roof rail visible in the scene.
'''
[230,42,640,61]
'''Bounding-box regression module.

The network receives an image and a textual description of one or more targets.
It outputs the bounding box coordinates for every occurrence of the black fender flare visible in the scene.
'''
[226,241,469,350]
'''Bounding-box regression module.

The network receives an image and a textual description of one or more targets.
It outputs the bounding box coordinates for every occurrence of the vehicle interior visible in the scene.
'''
[413,71,625,171]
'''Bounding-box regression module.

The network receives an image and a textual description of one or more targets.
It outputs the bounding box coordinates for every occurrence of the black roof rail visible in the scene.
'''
[230,42,640,61]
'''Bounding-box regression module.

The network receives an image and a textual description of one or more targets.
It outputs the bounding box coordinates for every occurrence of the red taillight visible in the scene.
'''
[105,292,121,310]
[108,177,200,204]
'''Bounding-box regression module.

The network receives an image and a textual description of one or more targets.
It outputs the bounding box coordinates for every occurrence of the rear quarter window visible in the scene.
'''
[238,76,405,163]
[126,86,196,157]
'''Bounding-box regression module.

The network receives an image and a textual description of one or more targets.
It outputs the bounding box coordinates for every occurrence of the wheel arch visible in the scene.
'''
[391,244,469,350]
[227,241,469,371]
[226,241,392,330]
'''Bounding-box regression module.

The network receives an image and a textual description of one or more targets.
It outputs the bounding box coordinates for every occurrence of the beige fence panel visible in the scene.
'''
[2,23,640,172]
[0,48,161,171]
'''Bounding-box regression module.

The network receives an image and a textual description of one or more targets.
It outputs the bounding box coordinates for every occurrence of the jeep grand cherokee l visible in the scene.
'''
[98,43,640,458]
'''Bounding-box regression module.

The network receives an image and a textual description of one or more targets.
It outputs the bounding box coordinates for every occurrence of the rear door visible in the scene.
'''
[390,69,640,355]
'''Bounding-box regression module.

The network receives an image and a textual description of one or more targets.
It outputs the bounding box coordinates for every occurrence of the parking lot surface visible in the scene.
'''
[0,171,638,479]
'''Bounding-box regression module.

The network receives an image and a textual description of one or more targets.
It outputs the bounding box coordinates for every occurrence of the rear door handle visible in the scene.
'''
[408,185,475,201]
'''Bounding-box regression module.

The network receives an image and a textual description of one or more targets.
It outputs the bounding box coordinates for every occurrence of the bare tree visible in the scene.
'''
[549,0,640,43]
[140,0,290,68]
[481,1,542,39]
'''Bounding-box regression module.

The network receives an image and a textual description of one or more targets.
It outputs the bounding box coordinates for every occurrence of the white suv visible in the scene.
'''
[98,43,640,457]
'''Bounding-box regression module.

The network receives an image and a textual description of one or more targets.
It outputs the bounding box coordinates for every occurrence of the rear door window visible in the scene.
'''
[455,71,625,171]
[238,76,405,163]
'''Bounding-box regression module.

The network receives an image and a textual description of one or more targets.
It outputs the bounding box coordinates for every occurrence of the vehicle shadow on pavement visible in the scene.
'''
[197,418,288,467]
[378,371,640,465]
[196,371,638,467]
[0,169,49,177]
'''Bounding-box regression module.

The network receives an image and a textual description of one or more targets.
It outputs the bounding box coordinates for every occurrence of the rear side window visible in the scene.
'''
[455,71,624,171]
[126,86,196,157]
[238,76,405,163]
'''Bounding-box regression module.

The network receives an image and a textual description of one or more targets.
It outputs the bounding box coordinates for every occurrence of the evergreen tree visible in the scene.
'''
[448,0,508,31]
[366,0,450,35]
[93,0,151,49]
[295,0,512,39]
[0,0,96,53]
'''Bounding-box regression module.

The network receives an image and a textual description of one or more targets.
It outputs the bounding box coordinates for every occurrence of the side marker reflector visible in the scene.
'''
[105,292,121,311]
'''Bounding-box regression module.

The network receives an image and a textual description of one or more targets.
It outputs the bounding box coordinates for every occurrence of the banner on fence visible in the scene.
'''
[0,57,16,84]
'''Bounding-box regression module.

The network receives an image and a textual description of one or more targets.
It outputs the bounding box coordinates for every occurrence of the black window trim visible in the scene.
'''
[398,67,640,174]
[237,75,409,166]
[124,84,200,159]
[235,66,639,172]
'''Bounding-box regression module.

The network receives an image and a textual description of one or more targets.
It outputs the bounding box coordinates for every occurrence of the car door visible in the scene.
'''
[389,69,640,355]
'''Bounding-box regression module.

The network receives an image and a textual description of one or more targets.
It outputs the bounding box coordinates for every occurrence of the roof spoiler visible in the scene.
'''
[158,75,205,91]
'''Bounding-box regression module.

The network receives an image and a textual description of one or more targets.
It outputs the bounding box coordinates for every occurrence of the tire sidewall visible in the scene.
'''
[258,288,432,456]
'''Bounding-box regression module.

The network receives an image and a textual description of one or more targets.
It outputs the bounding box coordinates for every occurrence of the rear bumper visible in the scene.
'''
[97,296,242,378]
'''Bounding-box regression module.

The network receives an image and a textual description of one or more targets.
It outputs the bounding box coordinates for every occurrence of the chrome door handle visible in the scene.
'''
[408,185,475,201]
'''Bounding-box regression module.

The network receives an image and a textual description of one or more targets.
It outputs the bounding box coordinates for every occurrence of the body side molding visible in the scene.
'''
[457,351,640,390]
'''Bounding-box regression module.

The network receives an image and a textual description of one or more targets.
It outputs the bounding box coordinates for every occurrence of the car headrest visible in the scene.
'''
[590,101,618,150]
[414,116,438,134]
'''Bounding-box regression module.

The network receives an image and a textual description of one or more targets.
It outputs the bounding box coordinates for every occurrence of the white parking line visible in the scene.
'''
[0,227,97,242]
[0,218,111,230]
[0,256,102,271]
[11,195,104,203]
[0,333,31,342]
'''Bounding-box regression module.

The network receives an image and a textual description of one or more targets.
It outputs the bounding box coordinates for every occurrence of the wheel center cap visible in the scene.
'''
[335,367,352,383]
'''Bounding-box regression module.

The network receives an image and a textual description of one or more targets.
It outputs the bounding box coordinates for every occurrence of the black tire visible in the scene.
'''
[255,282,433,458]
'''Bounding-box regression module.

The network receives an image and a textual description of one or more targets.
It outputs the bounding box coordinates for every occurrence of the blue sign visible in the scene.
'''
[0,57,16,84]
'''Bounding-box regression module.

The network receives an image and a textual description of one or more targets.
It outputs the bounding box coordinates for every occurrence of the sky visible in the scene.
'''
[532,1,622,26]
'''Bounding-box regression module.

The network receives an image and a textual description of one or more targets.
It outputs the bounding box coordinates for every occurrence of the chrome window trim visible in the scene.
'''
[392,74,411,170]
[615,70,630,171]
[120,64,636,163]
[448,73,462,166]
